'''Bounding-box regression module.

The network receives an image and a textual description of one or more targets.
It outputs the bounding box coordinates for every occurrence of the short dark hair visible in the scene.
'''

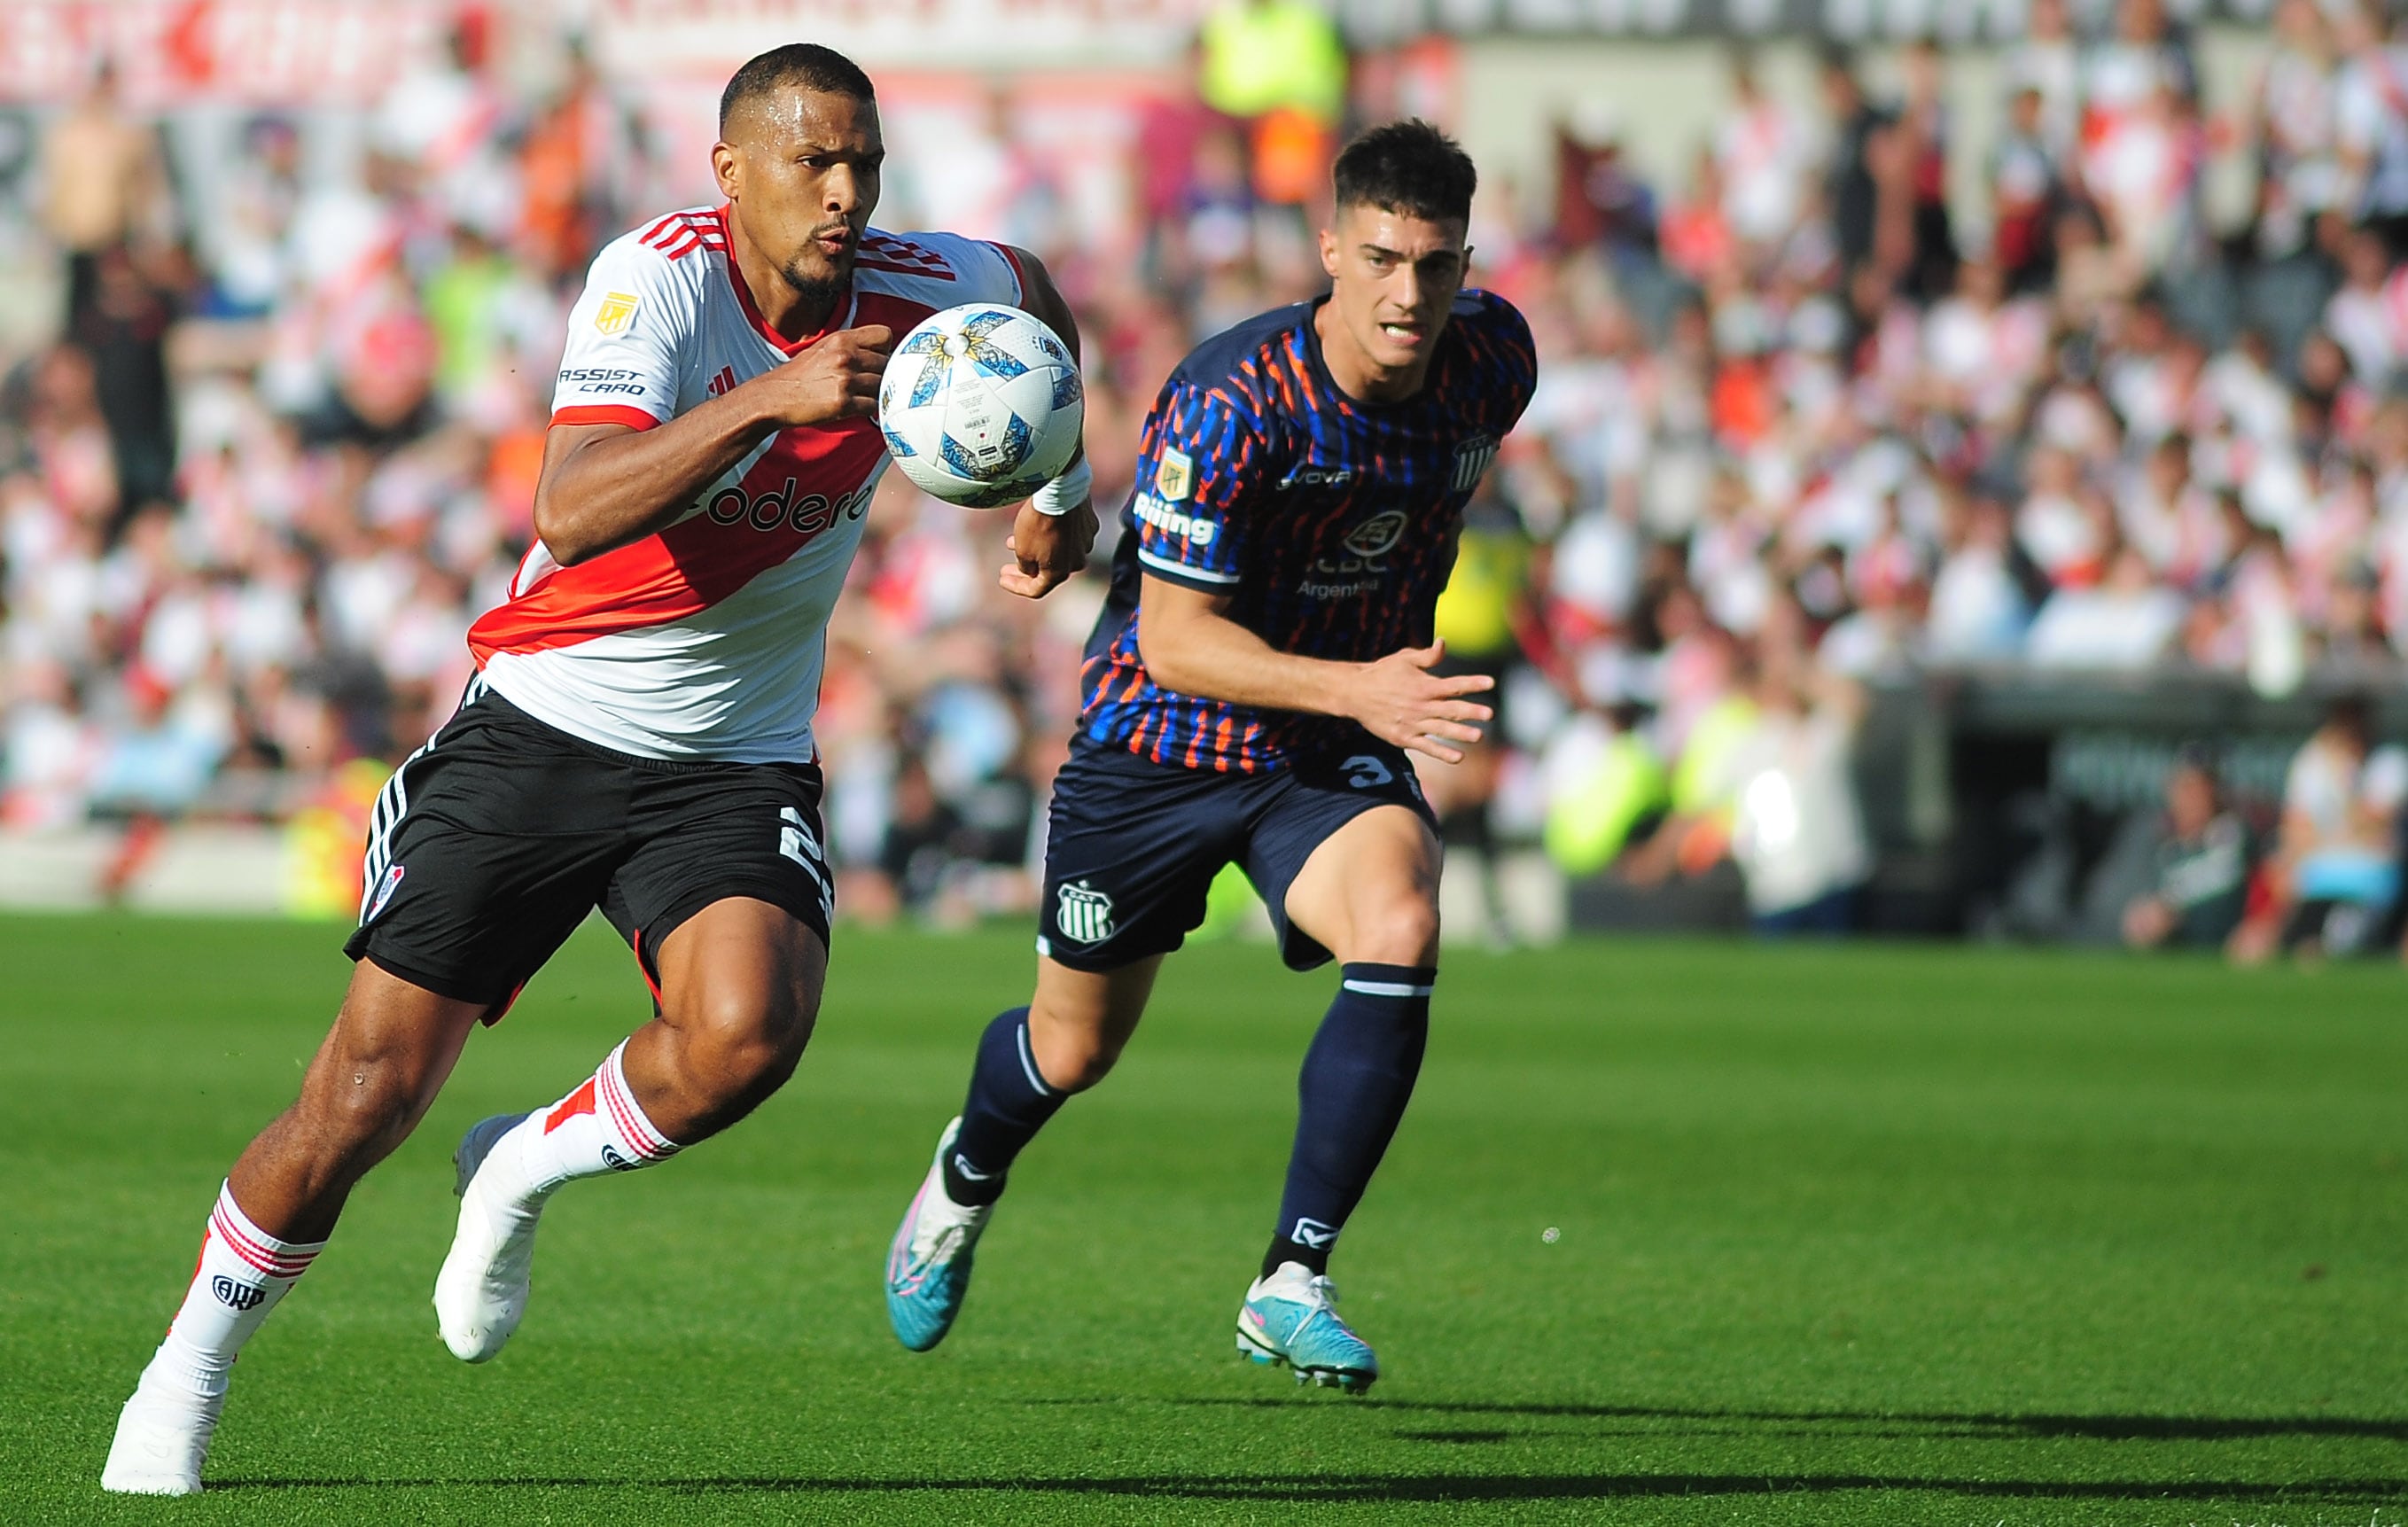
[720,43,876,134]
[1332,119,1477,226]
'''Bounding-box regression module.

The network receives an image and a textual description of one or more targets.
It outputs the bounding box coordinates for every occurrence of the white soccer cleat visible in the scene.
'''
[433,1111,541,1363]
[100,1378,222,1496]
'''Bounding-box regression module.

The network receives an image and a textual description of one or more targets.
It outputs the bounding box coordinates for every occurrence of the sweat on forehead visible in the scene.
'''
[718,42,876,135]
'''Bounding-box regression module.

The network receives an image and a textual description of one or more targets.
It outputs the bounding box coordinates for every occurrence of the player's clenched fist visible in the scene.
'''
[758,324,893,426]
[1344,641,1494,764]
[1000,498,1098,599]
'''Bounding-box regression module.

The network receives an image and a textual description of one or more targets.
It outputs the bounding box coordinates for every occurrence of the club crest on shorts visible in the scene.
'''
[366,863,406,922]
[1156,448,1194,503]
[592,290,641,336]
[1055,879,1115,945]
[1451,434,1499,492]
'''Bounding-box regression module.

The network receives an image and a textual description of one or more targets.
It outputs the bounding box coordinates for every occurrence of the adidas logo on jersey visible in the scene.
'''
[704,478,876,538]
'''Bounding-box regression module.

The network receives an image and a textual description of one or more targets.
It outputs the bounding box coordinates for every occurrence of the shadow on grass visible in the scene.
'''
[204,1472,2408,1504]
[1128,1396,2408,1445]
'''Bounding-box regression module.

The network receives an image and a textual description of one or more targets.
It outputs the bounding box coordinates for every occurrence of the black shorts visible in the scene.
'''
[1037,736,1437,974]
[345,680,833,1013]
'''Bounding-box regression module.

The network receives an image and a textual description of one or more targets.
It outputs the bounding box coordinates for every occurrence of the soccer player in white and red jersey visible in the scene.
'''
[101,43,1097,1495]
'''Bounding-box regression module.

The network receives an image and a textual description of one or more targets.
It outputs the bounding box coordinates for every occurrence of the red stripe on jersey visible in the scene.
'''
[550,404,660,431]
[852,288,943,336]
[991,242,1027,301]
[640,211,723,258]
[856,257,956,282]
[466,421,888,661]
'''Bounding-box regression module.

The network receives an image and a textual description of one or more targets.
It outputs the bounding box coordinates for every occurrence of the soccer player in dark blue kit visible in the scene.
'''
[883,120,1536,1391]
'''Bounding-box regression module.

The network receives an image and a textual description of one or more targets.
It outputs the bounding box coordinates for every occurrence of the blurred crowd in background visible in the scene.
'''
[12,0,2408,954]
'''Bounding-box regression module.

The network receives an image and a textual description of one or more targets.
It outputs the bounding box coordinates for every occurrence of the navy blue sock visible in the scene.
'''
[1264,963,1433,1278]
[944,1008,1067,1206]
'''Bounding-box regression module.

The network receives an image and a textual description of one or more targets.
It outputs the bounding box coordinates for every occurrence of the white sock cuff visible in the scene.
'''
[209,1183,324,1281]
[599,1042,680,1161]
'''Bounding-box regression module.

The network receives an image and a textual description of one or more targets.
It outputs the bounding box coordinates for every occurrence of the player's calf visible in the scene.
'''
[436,900,824,1361]
[1262,963,1433,1279]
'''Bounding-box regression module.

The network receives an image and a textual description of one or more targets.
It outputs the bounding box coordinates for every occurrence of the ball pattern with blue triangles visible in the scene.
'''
[877,305,1084,509]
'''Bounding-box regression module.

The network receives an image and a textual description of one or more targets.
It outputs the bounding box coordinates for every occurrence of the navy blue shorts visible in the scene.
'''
[1037,736,1437,973]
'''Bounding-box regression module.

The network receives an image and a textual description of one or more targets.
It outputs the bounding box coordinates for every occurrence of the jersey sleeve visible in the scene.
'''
[1128,374,1267,592]
[869,230,1025,307]
[1475,290,1540,432]
[550,234,693,431]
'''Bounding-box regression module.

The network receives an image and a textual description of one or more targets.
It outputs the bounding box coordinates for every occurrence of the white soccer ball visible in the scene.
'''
[878,303,1083,509]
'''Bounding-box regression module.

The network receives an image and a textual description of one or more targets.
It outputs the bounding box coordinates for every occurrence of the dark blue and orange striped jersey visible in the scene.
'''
[1078,289,1538,773]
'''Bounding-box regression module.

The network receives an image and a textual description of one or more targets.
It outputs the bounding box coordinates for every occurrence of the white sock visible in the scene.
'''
[480,1040,680,1214]
[141,1184,326,1399]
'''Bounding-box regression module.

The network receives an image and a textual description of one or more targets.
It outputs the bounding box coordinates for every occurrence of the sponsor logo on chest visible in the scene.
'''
[1298,508,1409,601]
[705,476,877,538]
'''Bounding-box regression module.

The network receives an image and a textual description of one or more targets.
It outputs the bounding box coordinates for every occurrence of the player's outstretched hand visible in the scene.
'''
[1347,641,1494,764]
[1000,497,1098,599]
[760,324,894,427]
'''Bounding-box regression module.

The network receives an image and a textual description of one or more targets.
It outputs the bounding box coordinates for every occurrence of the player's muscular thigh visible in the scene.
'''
[628,898,827,1141]
[1285,806,1443,967]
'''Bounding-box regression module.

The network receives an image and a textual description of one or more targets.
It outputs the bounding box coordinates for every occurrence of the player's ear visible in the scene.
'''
[1317,225,1341,281]
[711,140,743,202]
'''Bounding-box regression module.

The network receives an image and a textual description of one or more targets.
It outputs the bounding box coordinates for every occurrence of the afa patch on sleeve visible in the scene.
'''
[593,291,641,336]
[1156,448,1194,502]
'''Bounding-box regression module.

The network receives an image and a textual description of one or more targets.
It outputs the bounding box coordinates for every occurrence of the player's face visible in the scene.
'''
[1318,202,1469,390]
[715,88,884,307]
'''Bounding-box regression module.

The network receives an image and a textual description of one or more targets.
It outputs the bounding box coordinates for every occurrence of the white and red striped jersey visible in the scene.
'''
[467,206,1025,762]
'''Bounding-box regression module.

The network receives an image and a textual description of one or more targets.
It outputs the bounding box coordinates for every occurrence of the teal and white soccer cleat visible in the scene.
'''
[433,1110,539,1363]
[884,1118,993,1352]
[1236,1262,1380,1393]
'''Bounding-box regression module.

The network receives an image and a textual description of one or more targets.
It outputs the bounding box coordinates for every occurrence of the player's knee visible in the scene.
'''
[302,1060,432,1159]
[1027,1007,1126,1092]
[1343,897,1441,968]
[675,986,814,1097]
[1049,1032,1125,1092]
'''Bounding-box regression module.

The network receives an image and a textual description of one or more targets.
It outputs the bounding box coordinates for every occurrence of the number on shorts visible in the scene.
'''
[1341,754,1393,790]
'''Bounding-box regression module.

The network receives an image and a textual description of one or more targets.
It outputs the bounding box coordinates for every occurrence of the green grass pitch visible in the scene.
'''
[4,913,2406,1525]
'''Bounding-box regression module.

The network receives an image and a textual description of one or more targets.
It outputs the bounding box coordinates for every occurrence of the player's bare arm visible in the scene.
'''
[534,80,900,566]
[1135,577,1494,764]
[999,245,1099,599]
[532,331,893,565]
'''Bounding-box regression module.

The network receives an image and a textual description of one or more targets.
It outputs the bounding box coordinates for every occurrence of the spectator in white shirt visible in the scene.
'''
[2232,692,2408,960]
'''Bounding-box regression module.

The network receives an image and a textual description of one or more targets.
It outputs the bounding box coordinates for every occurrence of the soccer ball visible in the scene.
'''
[878,304,1083,509]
